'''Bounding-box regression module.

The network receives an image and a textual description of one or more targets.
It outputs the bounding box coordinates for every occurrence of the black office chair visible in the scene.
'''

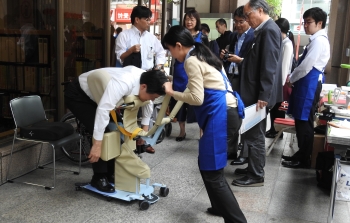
[6,95,81,190]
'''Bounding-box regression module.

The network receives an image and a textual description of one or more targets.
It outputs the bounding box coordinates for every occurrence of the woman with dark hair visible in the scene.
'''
[182,9,209,46]
[162,25,247,223]
[171,9,209,141]
[265,18,295,138]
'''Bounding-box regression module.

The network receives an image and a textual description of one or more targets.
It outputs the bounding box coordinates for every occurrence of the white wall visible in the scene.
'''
[186,0,210,13]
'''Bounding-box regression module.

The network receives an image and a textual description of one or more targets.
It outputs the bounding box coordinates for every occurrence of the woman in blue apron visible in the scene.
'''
[162,25,247,223]
[170,9,209,142]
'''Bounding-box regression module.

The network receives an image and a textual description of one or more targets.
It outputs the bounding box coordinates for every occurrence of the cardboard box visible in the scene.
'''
[311,134,326,169]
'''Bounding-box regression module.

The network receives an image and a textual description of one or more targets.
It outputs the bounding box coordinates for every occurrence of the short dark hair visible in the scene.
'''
[248,0,270,14]
[116,27,123,34]
[201,23,210,33]
[140,70,167,95]
[234,6,245,19]
[130,6,152,25]
[182,9,201,31]
[303,7,327,29]
[216,18,227,27]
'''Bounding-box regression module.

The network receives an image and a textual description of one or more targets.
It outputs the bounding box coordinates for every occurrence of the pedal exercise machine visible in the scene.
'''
[75,70,184,210]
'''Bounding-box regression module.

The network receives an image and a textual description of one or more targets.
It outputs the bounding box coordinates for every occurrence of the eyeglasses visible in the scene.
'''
[143,17,151,22]
[244,10,255,19]
[185,18,196,23]
[234,20,246,25]
[302,20,315,26]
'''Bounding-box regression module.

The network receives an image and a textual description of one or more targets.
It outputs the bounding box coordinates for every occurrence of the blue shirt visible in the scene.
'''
[229,28,250,75]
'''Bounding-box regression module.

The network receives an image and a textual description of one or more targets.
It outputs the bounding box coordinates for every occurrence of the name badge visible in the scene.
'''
[147,47,153,59]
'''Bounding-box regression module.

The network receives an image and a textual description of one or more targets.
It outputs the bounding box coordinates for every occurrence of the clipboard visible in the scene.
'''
[239,104,267,134]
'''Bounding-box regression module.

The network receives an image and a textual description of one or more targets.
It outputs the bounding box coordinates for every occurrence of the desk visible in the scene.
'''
[327,126,350,223]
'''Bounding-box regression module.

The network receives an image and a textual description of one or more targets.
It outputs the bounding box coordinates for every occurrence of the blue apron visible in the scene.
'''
[194,88,228,171]
[288,47,323,120]
[173,60,188,92]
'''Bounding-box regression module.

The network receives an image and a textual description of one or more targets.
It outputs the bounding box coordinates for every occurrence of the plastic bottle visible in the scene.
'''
[328,90,333,103]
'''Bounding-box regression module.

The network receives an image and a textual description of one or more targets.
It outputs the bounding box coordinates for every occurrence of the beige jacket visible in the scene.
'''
[172,56,237,108]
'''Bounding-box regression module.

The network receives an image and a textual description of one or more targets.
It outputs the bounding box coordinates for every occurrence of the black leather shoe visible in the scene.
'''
[282,160,310,169]
[227,153,238,160]
[281,155,295,161]
[230,157,248,165]
[232,176,264,187]
[265,130,274,135]
[207,207,222,216]
[266,132,283,139]
[106,174,114,184]
[176,133,186,141]
[90,176,115,193]
[234,167,248,176]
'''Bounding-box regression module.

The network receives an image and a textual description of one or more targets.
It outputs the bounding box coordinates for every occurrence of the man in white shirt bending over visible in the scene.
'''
[283,7,330,168]
[64,66,168,193]
[115,6,166,153]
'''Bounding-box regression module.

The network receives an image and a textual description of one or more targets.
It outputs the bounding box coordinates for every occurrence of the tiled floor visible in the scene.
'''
[0,121,349,223]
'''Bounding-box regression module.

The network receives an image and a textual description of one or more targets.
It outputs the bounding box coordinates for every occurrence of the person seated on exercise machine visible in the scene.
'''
[64,66,168,193]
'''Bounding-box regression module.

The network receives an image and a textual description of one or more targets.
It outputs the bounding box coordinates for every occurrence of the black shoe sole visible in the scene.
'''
[232,181,264,187]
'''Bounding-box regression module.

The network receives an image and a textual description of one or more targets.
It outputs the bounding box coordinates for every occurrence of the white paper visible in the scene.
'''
[328,126,350,138]
[239,104,267,134]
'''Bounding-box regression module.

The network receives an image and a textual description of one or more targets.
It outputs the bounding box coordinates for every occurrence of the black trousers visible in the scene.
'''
[200,168,247,223]
[227,107,242,157]
[227,75,241,158]
[269,102,285,132]
[294,81,322,164]
[64,79,114,175]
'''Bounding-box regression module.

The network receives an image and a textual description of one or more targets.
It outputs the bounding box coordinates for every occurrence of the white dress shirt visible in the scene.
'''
[289,29,330,83]
[115,26,166,70]
[281,37,293,85]
[79,66,153,141]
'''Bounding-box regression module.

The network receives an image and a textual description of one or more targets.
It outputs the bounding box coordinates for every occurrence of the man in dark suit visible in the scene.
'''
[231,0,282,187]
[219,5,255,163]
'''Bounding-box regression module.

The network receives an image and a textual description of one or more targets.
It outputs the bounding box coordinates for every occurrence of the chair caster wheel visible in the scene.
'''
[139,200,150,210]
[160,187,169,197]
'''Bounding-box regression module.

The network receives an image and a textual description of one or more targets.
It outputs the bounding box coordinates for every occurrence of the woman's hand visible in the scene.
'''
[163,82,174,96]
[88,140,102,163]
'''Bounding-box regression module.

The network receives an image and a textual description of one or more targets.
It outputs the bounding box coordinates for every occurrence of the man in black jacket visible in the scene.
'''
[215,19,235,52]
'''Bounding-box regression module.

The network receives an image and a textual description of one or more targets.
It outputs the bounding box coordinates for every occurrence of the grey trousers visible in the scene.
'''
[242,118,267,179]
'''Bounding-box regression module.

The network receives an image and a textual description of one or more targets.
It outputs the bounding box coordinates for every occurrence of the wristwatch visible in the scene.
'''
[155,65,164,70]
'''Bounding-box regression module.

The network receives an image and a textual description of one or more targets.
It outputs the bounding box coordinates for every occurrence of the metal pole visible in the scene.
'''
[57,0,64,119]
[161,0,167,38]
[105,0,111,67]
[153,1,156,34]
